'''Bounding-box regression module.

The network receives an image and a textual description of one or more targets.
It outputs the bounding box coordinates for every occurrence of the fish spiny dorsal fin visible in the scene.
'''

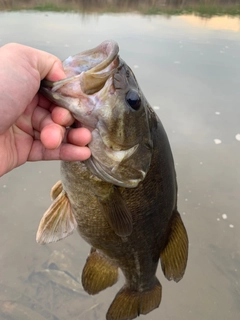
[82,248,118,295]
[160,210,188,282]
[98,187,132,237]
[106,277,162,320]
[50,180,63,200]
[36,188,77,245]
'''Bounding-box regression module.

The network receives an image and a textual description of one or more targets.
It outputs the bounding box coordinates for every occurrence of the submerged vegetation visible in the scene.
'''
[1,0,240,16]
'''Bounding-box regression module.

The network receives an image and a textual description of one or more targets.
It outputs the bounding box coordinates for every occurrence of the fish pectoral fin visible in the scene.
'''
[160,210,188,282]
[99,187,133,237]
[36,191,77,244]
[106,277,162,320]
[50,180,63,200]
[82,248,118,295]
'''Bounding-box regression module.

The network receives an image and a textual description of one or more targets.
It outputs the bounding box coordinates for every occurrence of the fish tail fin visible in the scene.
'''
[82,248,118,295]
[106,277,162,320]
[160,210,188,282]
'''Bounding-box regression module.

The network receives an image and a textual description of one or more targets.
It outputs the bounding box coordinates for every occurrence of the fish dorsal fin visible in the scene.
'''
[160,210,188,282]
[36,189,77,245]
[99,187,132,237]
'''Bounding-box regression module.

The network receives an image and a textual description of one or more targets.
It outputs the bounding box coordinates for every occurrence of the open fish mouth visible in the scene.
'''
[41,40,119,95]
[39,40,152,187]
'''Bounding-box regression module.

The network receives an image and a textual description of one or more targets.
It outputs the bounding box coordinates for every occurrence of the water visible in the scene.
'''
[0,8,240,320]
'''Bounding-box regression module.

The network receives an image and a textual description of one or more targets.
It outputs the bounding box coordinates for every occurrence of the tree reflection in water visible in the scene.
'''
[1,0,240,16]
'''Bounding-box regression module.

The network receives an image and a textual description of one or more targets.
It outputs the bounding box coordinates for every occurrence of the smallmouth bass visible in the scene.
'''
[37,40,188,320]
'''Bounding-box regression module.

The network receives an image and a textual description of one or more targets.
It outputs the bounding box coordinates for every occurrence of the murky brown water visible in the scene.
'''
[0,9,240,320]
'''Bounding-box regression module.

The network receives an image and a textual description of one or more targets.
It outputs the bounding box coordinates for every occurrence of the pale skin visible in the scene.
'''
[0,43,92,177]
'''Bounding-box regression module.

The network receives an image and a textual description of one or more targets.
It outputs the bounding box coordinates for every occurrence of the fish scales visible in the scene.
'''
[37,40,188,320]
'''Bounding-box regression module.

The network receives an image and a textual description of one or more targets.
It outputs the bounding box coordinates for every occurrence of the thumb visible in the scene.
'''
[33,48,66,81]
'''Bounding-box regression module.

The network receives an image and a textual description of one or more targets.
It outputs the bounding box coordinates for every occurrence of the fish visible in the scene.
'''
[36,40,188,320]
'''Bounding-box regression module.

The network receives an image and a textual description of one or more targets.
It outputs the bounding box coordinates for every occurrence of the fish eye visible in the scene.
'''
[126,90,141,111]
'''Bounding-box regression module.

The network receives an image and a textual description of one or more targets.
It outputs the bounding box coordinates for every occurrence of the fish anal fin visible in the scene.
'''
[82,249,118,295]
[36,191,77,244]
[99,187,132,237]
[160,210,188,282]
[50,180,63,200]
[106,278,162,320]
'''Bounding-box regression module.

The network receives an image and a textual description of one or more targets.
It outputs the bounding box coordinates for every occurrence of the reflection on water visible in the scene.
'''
[181,15,240,32]
[0,7,240,320]
[1,0,240,16]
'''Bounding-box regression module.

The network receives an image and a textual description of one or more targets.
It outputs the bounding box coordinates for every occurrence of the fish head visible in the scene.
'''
[40,40,153,188]
[88,59,153,188]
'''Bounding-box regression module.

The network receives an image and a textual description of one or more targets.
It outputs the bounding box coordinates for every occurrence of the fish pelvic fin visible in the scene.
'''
[160,210,188,282]
[50,180,63,200]
[106,278,162,320]
[82,248,118,294]
[36,186,77,244]
[99,187,133,237]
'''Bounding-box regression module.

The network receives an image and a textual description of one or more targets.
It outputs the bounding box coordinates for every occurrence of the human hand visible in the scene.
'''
[0,43,91,177]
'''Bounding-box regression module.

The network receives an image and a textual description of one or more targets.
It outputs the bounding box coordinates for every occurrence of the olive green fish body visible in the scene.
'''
[60,104,185,297]
[37,40,188,320]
